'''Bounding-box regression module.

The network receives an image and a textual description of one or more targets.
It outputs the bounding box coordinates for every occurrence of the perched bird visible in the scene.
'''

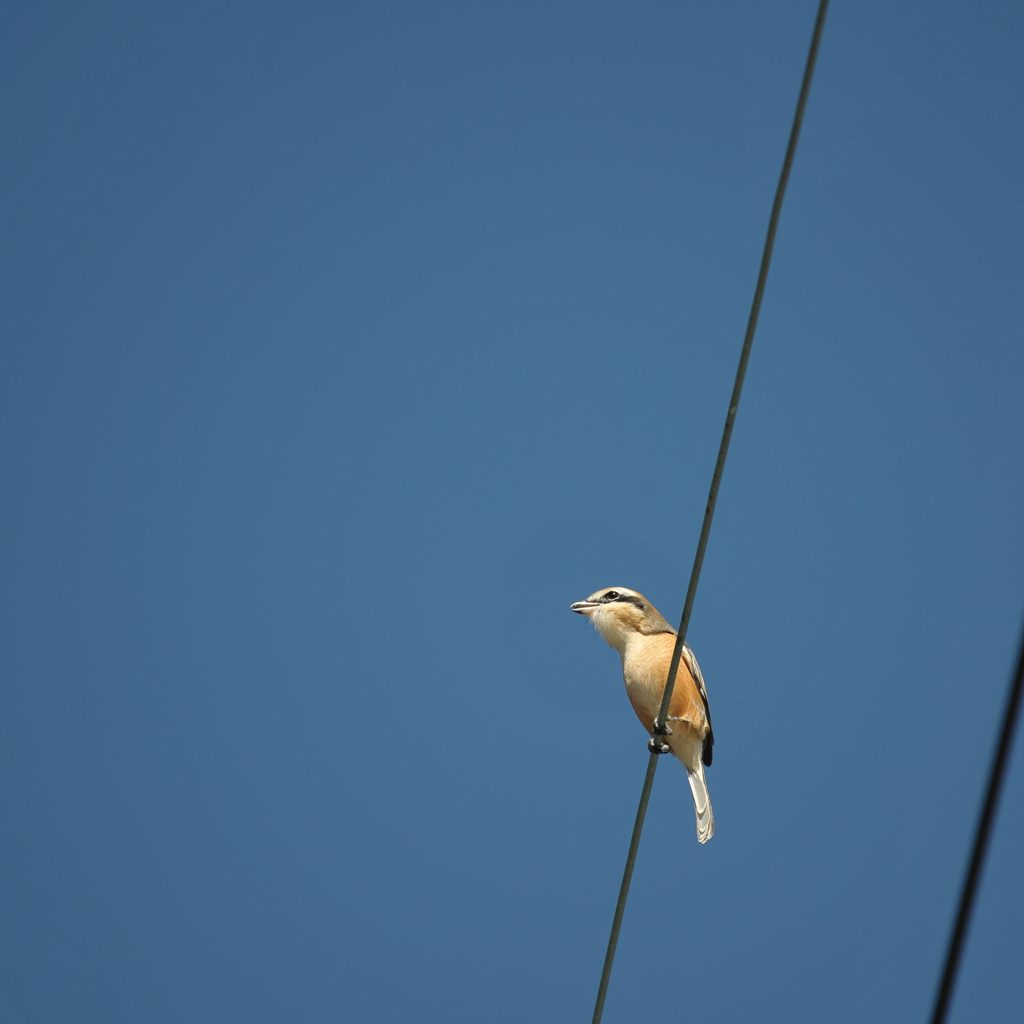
[571,586,715,843]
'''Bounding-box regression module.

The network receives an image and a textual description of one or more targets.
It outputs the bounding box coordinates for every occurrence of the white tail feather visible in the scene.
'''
[687,762,715,844]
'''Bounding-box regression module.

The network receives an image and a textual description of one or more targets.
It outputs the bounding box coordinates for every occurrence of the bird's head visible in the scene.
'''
[570,586,674,652]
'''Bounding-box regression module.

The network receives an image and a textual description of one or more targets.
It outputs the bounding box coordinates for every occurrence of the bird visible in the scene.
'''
[570,586,715,843]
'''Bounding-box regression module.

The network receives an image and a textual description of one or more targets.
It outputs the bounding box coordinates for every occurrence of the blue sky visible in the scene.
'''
[2,2,1022,1021]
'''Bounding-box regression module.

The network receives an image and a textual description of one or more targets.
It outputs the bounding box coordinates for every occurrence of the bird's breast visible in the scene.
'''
[620,638,671,732]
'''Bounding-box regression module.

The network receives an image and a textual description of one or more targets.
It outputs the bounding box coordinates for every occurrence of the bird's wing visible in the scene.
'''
[680,644,714,767]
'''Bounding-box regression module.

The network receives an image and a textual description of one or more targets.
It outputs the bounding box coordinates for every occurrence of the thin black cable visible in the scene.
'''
[591,4,830,1021]
[930,625,1024,1024]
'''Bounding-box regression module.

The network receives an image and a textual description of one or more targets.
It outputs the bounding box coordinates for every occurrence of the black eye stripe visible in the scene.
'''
[601,591,645,609]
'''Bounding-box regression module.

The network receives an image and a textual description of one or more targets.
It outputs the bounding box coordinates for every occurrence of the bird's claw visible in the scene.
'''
[648,717,672,753]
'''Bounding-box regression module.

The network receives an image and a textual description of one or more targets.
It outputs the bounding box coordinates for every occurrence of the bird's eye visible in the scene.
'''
[604,591,620,601]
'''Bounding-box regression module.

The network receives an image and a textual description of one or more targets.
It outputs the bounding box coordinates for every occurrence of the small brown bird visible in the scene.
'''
[571,586,715,843]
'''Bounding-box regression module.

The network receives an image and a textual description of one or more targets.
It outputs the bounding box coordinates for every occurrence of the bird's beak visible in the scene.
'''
[570,600,599,616]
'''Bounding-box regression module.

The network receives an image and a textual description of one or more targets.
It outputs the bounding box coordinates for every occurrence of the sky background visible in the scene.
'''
[2,1,1022,1021]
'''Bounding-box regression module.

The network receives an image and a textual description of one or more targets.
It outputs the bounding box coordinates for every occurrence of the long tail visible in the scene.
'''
[687,761,715,844]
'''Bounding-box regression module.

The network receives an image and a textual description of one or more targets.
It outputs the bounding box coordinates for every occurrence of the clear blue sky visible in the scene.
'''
[3,2,1022,1021]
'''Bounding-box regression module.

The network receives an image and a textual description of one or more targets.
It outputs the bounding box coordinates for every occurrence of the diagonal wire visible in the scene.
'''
[930,624,1024,1024]
[591,3,830,1020]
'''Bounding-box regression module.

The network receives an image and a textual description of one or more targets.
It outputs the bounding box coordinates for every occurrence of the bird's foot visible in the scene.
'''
[648,718,672,754]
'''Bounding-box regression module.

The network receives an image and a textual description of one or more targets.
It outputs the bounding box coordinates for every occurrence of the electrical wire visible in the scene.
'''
[930,625,1024,1024]
[591,3,830,1020]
